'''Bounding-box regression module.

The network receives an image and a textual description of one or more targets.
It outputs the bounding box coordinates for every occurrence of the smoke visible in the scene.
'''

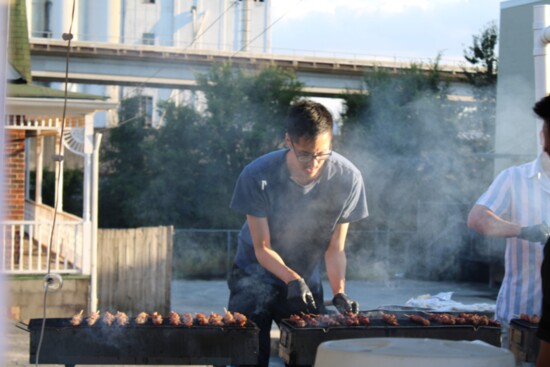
[494,75,539,171]
[338,73,499,282]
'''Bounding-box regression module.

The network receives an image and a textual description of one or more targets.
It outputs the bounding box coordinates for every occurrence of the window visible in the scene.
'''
[142,33,155,45]
[139,96,154,127]
[143,0,155,4]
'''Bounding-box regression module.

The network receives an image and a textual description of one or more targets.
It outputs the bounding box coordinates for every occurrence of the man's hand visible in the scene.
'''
[519,223,550,243]
[332,293,359,315]
[287,278,317,314]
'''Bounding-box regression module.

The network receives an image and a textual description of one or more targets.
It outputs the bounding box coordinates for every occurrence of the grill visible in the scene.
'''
[25,317,259,366]
[278,310,501,366]
[509,318,540,364]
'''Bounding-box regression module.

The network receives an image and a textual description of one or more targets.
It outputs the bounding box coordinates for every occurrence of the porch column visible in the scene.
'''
[81,113,94,277]
[54,130,64,212]
[35,135,43,204]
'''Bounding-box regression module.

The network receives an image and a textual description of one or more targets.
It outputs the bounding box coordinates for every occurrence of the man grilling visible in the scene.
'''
[227,99,368,366]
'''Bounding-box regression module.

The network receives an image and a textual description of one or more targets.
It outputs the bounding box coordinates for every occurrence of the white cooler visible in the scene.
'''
[314,337,515,367]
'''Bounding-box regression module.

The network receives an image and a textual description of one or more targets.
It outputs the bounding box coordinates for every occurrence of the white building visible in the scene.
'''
[496,0,550,173]
[26,0,271,127]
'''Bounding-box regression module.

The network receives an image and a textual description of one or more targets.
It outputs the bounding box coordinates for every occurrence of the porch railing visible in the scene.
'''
[1,220,84,274]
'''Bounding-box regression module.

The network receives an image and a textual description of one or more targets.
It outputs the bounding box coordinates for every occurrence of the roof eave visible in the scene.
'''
[6,97,118,116]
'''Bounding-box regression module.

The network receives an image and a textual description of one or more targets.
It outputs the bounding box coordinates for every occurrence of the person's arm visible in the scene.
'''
[325,222,359,314]
[247,214,300,284]
[324,222,349,295]
[467,204,521,238]
[537,340,550,367]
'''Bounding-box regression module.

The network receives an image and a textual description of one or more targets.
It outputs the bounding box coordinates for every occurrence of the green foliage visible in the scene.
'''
[99,97,158,228]
[29,168,83,216]
[463,21,498,87]
[99,64,303,228]
[460,21,498,196]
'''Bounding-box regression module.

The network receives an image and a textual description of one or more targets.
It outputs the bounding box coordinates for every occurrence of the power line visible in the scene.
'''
[122,1,238,101]
[117,0,304,127]
[116,1,240,127]
[35,2,76,364]
[231,0,305,57]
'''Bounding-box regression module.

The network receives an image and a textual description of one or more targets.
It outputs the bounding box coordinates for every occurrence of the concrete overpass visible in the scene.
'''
[29,38,475,100]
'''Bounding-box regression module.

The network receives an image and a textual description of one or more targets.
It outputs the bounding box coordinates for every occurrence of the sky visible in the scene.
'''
[269,0,502,65]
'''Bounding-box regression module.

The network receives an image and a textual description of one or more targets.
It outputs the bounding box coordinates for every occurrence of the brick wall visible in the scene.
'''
[5,130,26,220]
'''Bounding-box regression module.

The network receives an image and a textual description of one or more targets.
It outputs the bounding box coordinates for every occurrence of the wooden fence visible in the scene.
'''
[97,226,173,315]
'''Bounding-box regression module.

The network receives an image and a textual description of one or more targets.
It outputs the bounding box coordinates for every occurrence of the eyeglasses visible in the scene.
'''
[290,141,332,163]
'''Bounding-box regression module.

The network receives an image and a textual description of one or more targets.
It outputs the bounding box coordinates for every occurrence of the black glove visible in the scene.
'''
[286,278,317,314]
[518,223,550,243]
[332,293,359,315]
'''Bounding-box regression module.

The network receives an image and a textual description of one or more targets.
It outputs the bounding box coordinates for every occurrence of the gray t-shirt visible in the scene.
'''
[230,149,368,287]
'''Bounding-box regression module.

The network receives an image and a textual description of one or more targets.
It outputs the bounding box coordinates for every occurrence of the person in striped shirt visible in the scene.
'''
[467,94,550,351]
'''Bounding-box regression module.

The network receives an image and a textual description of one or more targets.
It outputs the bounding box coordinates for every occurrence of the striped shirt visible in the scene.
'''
[476,154,550,322]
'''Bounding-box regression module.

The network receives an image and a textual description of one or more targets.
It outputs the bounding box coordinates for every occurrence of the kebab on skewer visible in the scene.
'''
[233,311,247,327]
[300,313,320,327]
[519,313,541,324]
[182,312,194,327]
[223,310,236,326]
[288,314,307,328]
[343,313,360,326]
[115,311,129,326]
[356,313,371,326]
[317,314,343,327]
[70,310,84,326]
[381,313,399,326]
[135,311,149,325]
[102,311,115,326]
[151,311,163,326]
[86,311,100,326]
[168,311,181,326]
[405,314,430,326]
[195,312,209,326]
[209,312,224,326]
[427,313,456,325]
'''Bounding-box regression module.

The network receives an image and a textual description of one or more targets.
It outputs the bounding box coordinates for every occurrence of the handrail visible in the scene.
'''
[0,220,84,274]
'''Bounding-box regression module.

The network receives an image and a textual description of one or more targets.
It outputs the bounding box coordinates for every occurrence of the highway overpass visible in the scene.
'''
[29,38,476,100]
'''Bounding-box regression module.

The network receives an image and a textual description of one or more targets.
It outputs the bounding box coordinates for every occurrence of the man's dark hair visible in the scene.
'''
[533,95,550,122]
[286,99,333,142]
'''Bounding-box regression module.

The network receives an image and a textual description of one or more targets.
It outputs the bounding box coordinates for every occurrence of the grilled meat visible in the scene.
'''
[135,312,149,325]
[86,311,100,326]
[70,310,84,326]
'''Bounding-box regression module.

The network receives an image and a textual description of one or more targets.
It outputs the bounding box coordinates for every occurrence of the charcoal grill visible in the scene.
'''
[24,317,259,366]
[509,318,540,364]
[278,310,501,366]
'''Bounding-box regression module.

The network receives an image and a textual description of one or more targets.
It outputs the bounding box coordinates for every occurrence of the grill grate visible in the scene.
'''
[278,311,501,366]
[27,317,259,365]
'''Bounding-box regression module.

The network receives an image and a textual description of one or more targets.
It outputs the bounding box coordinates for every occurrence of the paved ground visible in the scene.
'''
[3,278,500,366]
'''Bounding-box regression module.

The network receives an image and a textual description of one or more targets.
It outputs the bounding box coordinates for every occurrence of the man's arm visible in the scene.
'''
[247,214,301,284]
[325,223,360,315]
[467,204,521,238]
[324,222,350,295]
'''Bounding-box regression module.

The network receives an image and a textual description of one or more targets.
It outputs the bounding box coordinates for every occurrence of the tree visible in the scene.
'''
[460,21,498,196]
[463,21,498,87]
[103,63,304,228]
[185,63,303,227]
[99,96,157,228]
